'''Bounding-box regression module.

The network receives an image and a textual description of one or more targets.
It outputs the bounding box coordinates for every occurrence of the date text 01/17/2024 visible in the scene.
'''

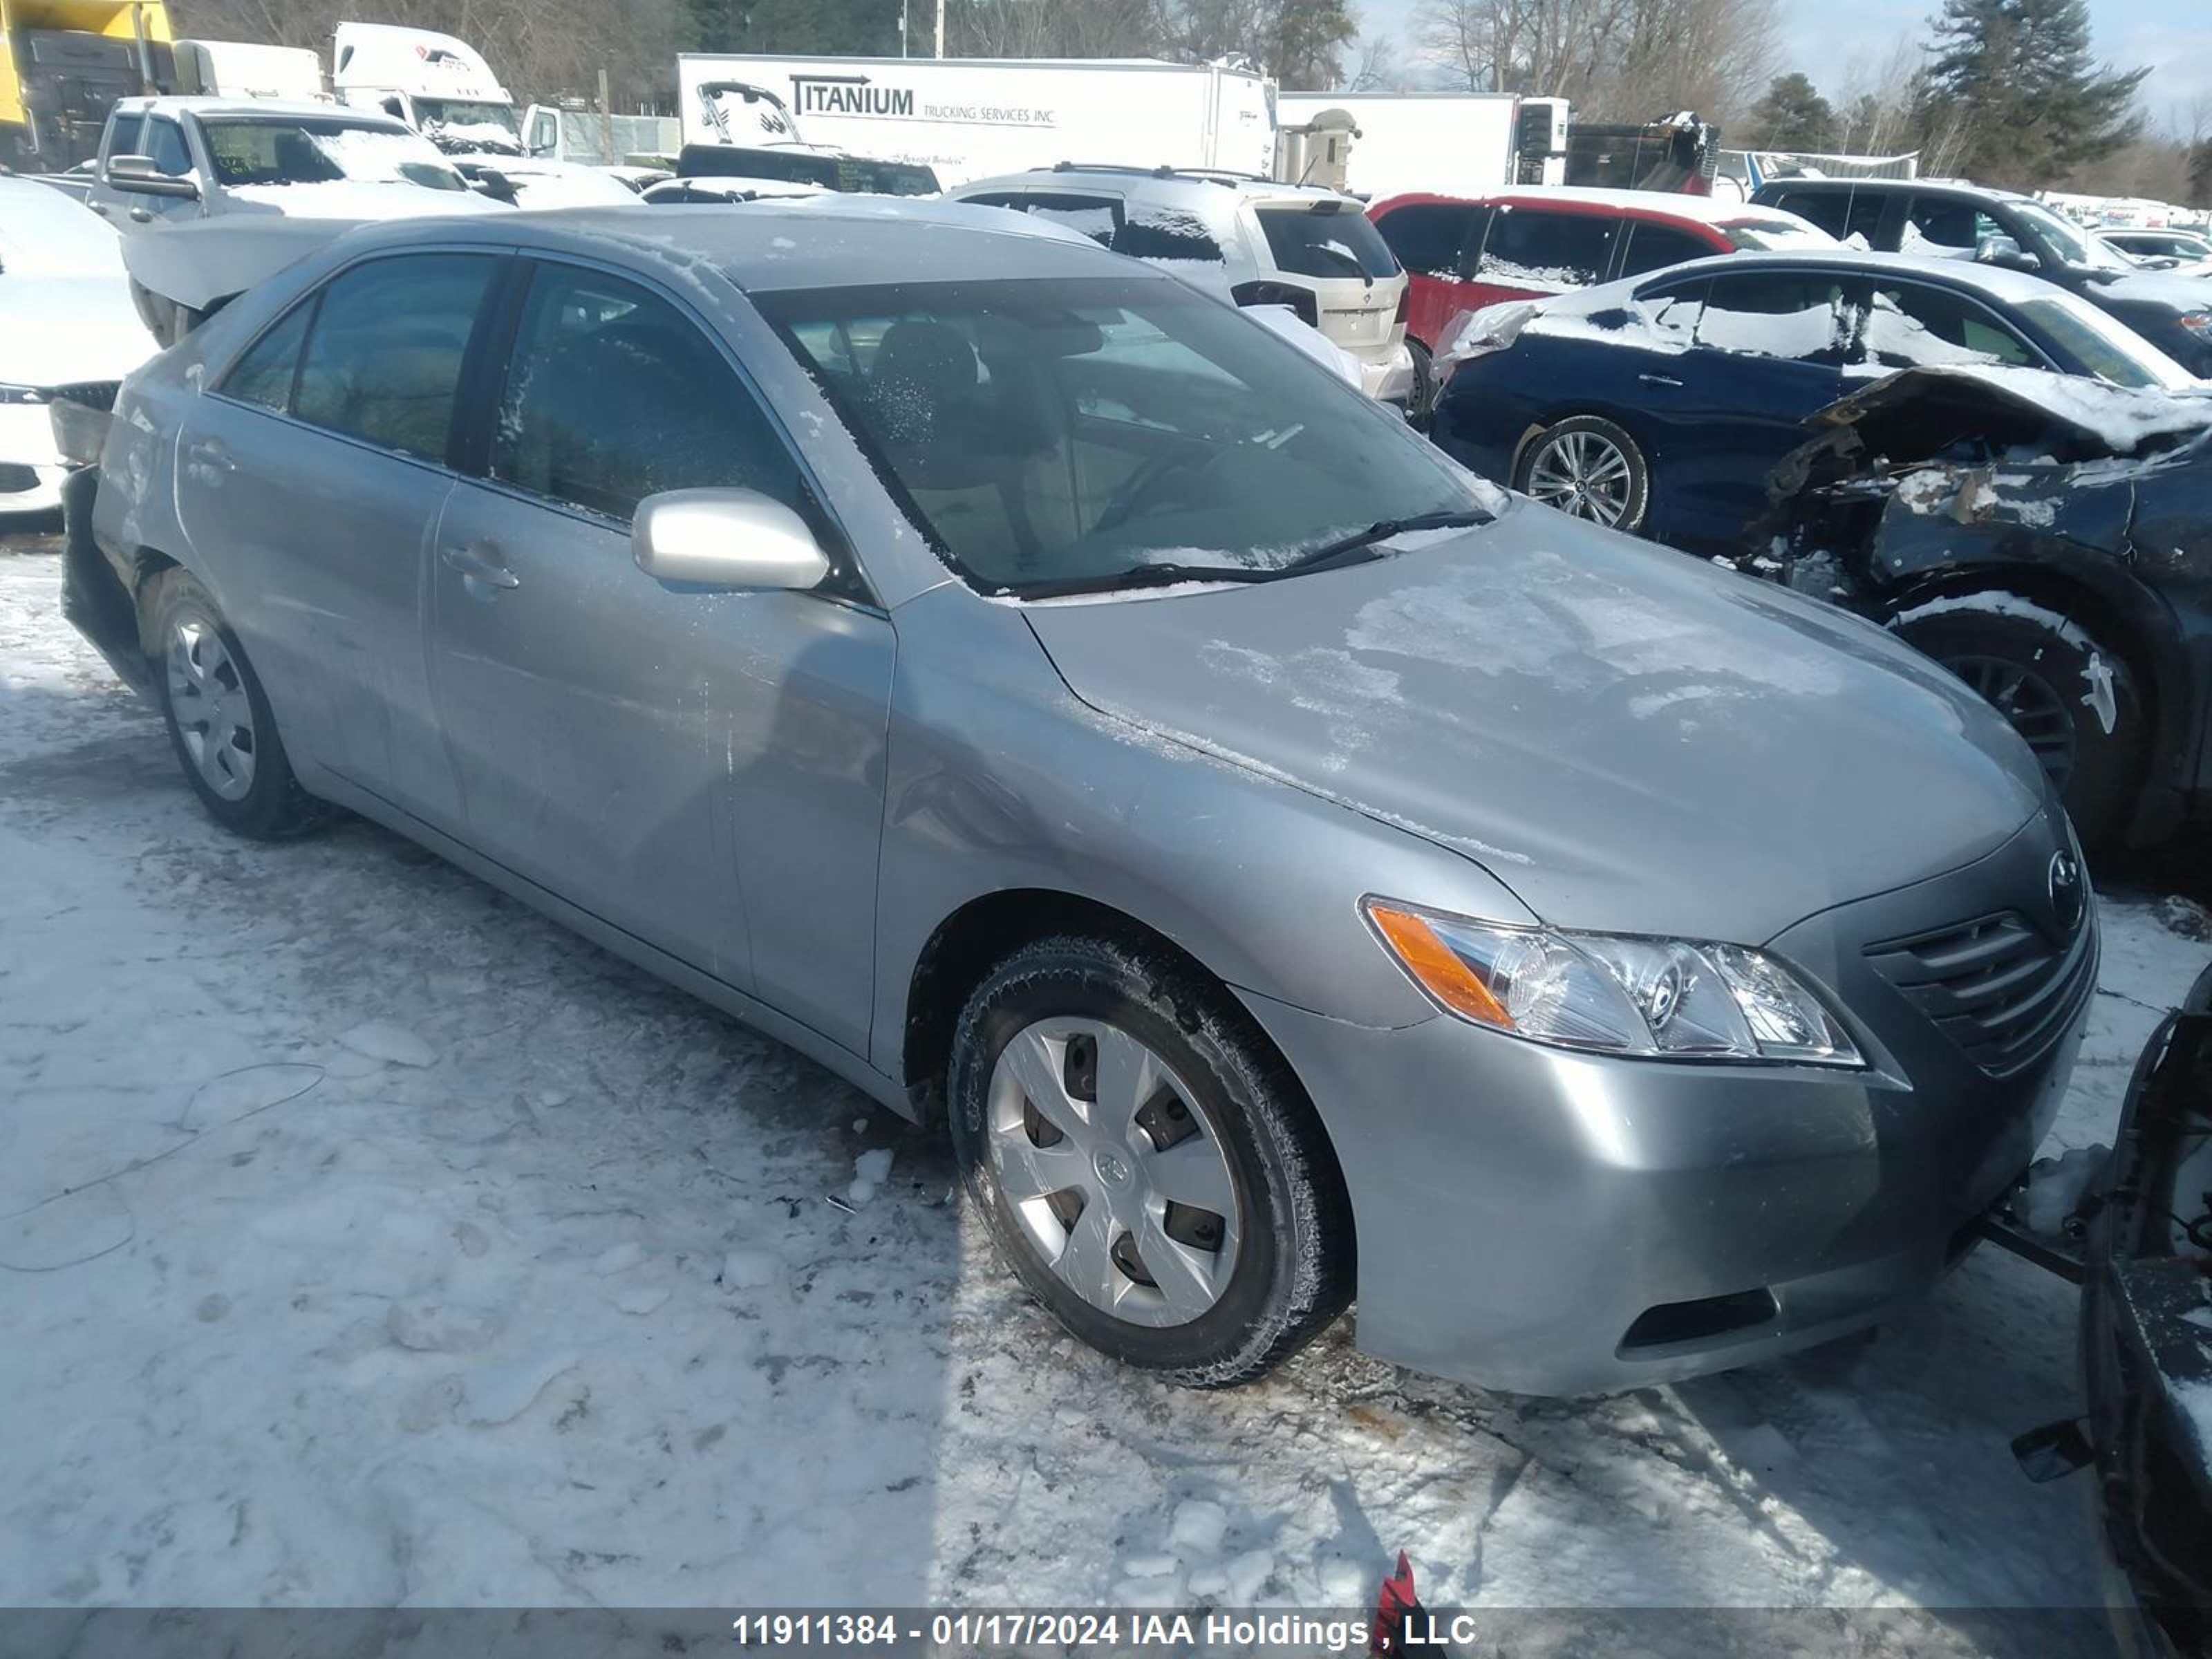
[727,1611,1389,1650]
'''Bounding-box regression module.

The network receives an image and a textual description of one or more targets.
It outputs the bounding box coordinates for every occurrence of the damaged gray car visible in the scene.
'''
[1744,364,2212,849]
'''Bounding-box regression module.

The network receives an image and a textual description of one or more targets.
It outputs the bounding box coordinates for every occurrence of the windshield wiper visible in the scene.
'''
[1271,507,1495,579]
[1006,561,1282,601]
[1004,507,1496,601]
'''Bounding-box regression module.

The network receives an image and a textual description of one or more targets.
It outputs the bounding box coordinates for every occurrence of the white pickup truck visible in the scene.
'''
[82,96,505,236]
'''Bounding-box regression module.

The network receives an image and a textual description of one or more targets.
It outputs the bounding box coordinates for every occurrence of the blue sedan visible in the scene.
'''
[1431,250,2202,553]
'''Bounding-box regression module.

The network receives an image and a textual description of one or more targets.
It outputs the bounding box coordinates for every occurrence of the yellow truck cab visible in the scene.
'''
[0,0,172,170]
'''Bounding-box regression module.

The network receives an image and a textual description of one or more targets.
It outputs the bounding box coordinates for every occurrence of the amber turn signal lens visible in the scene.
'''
[1366,903,1514,1029]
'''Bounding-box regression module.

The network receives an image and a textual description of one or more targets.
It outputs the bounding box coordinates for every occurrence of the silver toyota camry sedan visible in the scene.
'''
[72,203,2094,1396]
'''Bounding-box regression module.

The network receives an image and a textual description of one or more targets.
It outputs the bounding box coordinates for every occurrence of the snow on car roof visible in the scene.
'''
[1539,247,2097,312]
[1386,185,1817,225]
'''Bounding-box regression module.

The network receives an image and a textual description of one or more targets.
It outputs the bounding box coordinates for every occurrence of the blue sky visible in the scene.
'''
[1354,0,2212,127]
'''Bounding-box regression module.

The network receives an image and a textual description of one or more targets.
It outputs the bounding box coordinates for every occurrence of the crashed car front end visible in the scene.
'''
[2083,963,2212,1657]
[1740,364,2212,845]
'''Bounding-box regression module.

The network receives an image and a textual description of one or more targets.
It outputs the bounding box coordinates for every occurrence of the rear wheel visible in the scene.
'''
[1515,415,1650,533]
[948,934,1350,1387]
[148,570,321,839]
[1890,597,2146,847]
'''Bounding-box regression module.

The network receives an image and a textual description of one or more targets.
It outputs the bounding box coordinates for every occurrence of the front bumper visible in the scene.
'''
[1241,808,2092,1396]
[0,402,67,514]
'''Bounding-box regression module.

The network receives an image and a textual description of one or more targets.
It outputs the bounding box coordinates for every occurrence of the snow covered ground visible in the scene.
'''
[2,543,2208,1635]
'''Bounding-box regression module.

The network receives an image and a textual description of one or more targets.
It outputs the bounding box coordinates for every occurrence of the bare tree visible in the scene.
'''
[1344,31,1400,91]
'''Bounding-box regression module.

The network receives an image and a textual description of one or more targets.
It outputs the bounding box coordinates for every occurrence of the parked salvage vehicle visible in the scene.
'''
[0,174,153,516]
[1750,178,2212,378]
[1431,250,2200,553]
[951,165,1418,413]
[1738,363,2212,849]
[2001,962,2212,1659]
[1369,185,1834,414]
[72,205,2092,1397]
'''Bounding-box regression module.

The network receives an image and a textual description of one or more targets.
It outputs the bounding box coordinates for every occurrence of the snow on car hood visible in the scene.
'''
[0,277,155,388]
[224,181,506,219]
[1023,502,2047,944]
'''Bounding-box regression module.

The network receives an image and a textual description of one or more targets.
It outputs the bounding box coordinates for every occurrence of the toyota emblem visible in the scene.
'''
[2048,849,2086,931]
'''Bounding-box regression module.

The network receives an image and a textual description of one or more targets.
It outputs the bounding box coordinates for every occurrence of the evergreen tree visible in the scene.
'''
[1923,0,2146,189]
[1746,73,1836,151]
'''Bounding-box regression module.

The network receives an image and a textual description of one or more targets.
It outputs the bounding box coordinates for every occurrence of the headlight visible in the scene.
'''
[1365,899,1863,1067]
[0,383,52,406]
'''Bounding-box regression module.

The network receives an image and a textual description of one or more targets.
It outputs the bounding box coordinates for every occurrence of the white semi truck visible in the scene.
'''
[332,21,522,153]
[676,53,1276,188]
[1275,91,1569,199]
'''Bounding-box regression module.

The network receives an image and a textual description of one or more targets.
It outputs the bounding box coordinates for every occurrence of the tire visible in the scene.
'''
[1405,337,1438,430]
[1514,415,1651,534]
[1890,597,2146,848]
[948,933,1351,1388]
[147,570,321,840]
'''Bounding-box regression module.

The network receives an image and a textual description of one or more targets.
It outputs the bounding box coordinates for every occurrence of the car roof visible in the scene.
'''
[1547,247,2076,308]
[116,95,406,125]
[956,165,1351,205]
[1757,176,2035,206]
[322,197,1132,292]
[1376,186,1812,225]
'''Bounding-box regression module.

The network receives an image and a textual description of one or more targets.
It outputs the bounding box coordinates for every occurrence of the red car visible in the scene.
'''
[1369,187,1835,411]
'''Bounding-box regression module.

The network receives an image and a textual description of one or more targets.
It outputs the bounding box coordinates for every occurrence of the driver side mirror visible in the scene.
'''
[633,488,830,592]
[106,155,199,200]
[1974,234,2036,272]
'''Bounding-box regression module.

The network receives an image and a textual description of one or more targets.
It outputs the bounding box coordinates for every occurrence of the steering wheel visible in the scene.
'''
[1092,444,1236,535]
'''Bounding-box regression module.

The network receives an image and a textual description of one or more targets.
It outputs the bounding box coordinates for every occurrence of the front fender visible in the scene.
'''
[868,587,1536,1082]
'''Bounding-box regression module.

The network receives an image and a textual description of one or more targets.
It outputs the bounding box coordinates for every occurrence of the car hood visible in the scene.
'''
[2085,266,2212,312]
[1023,503,2048,944]
[222,181,506,220]
[0,276,156,387]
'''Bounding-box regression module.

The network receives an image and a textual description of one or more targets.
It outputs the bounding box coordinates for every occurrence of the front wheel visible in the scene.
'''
[1515,415,1651,533]
[948,935,1351,1388]
[1890,596,2145,848]
[1405,338,1438,429]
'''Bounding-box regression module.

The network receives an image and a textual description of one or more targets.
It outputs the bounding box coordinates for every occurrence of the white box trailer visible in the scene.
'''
[171,40,327,102]
[1276,91,1568,200]
[675,54,1275,188]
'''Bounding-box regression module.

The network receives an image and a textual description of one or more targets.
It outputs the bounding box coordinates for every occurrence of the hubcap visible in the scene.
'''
[1944,653,2077,791]
[1526,429,1634,526]
[985,1018,1241,1329]
[165,617,257,802]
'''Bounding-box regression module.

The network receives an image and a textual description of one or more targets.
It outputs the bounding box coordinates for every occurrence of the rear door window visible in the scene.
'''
[1374,202,1481,279]
[291,254,498,462]
[1694,272,1852,363]
[1615,221,1714,278]
[1772,188,1887,245]
[218,302,316,412]
[1475,208,1617,289]
[1255,206,1399,280]
[1113,203,1224,263]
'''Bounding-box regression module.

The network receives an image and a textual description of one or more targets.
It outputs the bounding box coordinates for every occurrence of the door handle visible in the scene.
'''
[184,438,235,473]
[441,541,520,590]
[88,200,111,216]
[1638,373,1684,388]
[129,207,152,223]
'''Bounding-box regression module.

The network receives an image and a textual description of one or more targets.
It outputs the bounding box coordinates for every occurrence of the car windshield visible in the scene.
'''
[757,275,1489,597]
[198,118,468,191]
[1256,205,1399,280]
[2012,198,2131,272]
[2013,294,2201,391]
[1716,215,1835,252]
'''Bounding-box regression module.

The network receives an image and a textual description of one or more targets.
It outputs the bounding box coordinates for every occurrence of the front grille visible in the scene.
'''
[1865,909,2095,1075]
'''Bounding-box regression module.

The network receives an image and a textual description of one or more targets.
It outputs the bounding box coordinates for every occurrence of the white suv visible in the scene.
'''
[953,165,1416,408]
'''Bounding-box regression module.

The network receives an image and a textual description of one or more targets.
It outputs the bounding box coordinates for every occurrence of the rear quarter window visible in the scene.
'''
[1374,202,1477,279]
